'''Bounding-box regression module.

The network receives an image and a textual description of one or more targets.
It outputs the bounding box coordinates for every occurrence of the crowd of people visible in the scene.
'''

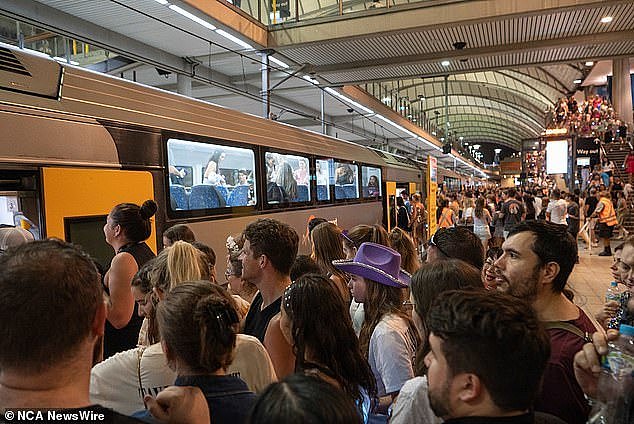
[550,94,628,142]
[0,189,632,423]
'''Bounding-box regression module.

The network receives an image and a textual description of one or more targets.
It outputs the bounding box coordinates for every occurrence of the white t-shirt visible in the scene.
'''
[90,335,276,415]
[90,343,176,415]
[389,376,442,424]
[546,198,567,224]
[368,314,416,397]
[534,196,543,217]
[350,300,365,337]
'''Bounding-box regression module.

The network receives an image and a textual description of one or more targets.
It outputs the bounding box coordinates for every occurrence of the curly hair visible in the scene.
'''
[243,219,299,275]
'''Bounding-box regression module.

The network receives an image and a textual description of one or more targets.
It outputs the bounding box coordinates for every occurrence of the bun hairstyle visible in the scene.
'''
[157,281,239,374]
[110,199,157,243]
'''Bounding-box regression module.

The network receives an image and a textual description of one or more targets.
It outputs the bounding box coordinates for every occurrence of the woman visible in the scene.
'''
[279,274,377,422]
[162,224,195,248]
[367,175,380,197]
[566,194,581,240]
[336,163,355,185]
[626,149,634,184]
[103,200,157,359]
[293,160,309,185]
[340,224,390,335]
[396,196,410,232]
[203,158,226,186]
[523,192,536,221]
[151,240,209,299]
[472,197,492,251]
[437,198,455,229]
[390,260,483,424]
[91,260,176,416]
[276,162,298,201]
[310,222,350,303]
[410,193,427,248]
[481,246,503,290]
[334,243,420,413]
[225,235,258,305]
[153,282,256,424]
[388,228,420,275]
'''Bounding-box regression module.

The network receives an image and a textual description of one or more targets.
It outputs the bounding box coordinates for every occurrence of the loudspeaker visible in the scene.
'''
[442,144,451,154]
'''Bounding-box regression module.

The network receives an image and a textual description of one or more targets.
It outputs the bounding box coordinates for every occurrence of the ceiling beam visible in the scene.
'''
[309,30,634,76]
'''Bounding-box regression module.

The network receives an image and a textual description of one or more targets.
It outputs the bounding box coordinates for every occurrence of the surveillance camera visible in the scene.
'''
[347,108,354,113]
[453,41,467,50]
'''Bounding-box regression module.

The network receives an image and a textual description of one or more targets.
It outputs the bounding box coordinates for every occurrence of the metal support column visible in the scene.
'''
[321,89,326,134]
[176,74,192,97]
[260,50,271,119]
[444,75,449,143]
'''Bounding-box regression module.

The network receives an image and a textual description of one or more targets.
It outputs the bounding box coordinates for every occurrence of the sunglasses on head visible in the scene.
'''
[426,230,450,258]
[341,230,356,247]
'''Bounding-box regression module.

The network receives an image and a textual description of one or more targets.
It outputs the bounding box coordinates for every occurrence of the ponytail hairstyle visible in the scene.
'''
[109,199,157,243]
[157,281,239,374]
[388,228,420,274]
[151,241,209,294]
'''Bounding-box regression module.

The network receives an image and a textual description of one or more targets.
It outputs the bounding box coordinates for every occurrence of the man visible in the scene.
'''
[425,290,553,423]
[591,190,618,256]
[546,189,567,225]
[240,218,299,342]
[401,191,412,216]
[499,188,525,238]
[0,239,208,423]
[425,226,484,269]
[494,221,597,424]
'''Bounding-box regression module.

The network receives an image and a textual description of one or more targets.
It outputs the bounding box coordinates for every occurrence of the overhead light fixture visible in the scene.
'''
[459,136,464,141]
[169,5,216,30]
[574,79,582,84]
[441,60,450,67]
[302,75,319,84]
[154,0,169,4]
[494,148,502,153]
[269,56,289,69]
[53,56,79,65]
[600,16,613,23]
[431,131,437,136]
[215,29,253,49]
[585,61,594,66]
[382,97,391,103]
[473,144,481,150]
[324,87,374,115]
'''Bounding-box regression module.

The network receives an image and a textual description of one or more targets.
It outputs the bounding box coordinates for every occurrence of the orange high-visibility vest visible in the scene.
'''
[598,197,618,226]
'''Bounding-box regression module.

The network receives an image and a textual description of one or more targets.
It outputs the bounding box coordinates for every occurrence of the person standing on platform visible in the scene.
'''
[240,218,299,378]
[590,190,618,256]
[103,200,157,359]
[546,189,567,225]
[494,221,598,424]
[499,188,524,239]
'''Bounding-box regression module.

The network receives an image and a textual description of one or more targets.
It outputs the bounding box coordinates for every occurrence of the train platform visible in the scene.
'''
[569,240,620,319]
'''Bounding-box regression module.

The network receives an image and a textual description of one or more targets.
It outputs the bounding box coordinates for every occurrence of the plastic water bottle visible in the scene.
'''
[605,282,624,330]
[588,324,634,424]
[605,282,622,303]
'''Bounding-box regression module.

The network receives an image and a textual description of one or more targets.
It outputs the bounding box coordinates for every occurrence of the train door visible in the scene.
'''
[0,169,42,240]
[41,167,157,270]
[384,181,396,231]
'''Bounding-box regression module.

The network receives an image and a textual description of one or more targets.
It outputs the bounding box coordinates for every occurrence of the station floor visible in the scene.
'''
[568,241,618,319]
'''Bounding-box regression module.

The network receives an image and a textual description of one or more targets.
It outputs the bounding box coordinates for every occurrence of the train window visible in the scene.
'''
[166,138,256,211]
[334,161,359,200]
[265,152,311,204]
[315,158,333,201]
[362,166,382,198]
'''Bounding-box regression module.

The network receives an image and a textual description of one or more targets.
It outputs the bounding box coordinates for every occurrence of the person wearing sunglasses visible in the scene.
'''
[425,227,485,270]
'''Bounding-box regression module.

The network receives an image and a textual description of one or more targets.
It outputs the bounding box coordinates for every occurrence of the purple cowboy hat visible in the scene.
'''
[332,242,410,288]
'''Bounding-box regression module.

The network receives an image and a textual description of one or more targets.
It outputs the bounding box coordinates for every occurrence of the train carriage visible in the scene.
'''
[0,42,423,275]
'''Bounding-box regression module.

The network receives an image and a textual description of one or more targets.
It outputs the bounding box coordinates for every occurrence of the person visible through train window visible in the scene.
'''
[137,282,256,424]
[103,200,157,359]
[335,163,355,185]
[275,162,298,201]
[293,159,309,186]
[279,274,377,422]
[203,154,226,186]
[333,242,420,415]
[162,224,196,248]
[367,175,380,197]
[310,222,350,304]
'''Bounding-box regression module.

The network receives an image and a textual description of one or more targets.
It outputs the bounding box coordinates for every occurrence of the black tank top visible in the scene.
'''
[103,242,155,359]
